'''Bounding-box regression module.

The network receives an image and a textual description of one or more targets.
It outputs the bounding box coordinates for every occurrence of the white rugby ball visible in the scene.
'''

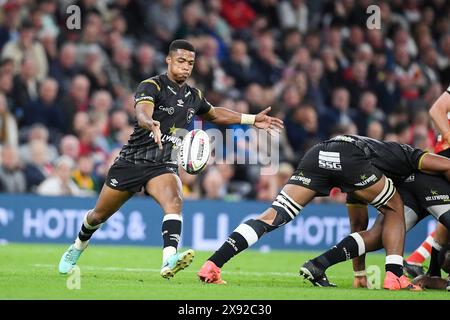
[178,129,210,174]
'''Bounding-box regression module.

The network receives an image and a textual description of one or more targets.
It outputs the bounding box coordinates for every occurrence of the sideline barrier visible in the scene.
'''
[0,194,435,252]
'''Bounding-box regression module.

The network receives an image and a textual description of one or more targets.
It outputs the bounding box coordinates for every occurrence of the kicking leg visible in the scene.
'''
[58,185,134,273]
[198,184,316,284]
[145,173,194,279]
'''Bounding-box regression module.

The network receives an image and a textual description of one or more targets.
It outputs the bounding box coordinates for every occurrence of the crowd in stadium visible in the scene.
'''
[0,0,449,202]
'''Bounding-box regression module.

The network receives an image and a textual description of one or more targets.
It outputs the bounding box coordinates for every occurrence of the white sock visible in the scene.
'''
[74,237,89,250]
[162,246,177,264]
[385,254,403,266]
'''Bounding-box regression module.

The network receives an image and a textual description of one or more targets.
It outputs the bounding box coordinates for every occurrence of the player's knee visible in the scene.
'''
[269,190,303,228]
[163,194,183,213]
[88,209,107,225]
[370,177,396,209]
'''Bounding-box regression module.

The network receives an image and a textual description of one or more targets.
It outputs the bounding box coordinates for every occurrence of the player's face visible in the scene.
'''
[167,49,195,84]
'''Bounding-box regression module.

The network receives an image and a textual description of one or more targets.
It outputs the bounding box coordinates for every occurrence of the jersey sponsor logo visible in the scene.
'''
[355,174,378,186]
[289,174,311,185]
[318,151,342,171]
[167,85,177,95]
[331,135,355,143]
[158,105,174,115]
[135,95,154,103]
[425,190,450,202]
[177,99,184,107]
[149,131,183,147]
[186,108,195,123]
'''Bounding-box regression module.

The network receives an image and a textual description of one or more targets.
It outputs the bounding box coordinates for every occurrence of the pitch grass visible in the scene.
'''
[0,243,448,300]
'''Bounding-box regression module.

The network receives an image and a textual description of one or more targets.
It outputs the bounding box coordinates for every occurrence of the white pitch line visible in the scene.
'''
[33,264,349,279]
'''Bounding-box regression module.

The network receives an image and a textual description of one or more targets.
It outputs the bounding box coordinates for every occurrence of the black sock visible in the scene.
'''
[428,247,442,277]
[78,213,101,241]
[162,216,182,250]
[312,236,360,270]
[385,264,403,277]
[209,219,273,268]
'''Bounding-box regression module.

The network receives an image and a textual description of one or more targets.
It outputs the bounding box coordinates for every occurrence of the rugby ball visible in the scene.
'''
[178,129,210,174]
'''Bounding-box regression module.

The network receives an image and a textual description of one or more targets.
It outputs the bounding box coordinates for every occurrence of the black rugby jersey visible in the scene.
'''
[329,134,426,182]
[119,74,212,164]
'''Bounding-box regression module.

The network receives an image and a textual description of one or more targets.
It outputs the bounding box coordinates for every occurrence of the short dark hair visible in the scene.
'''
[169,39,195,54]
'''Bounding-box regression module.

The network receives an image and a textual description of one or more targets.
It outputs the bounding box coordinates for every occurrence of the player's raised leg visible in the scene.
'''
[198,184,316,284]
[58,185,134,273]
[145,173,194,279]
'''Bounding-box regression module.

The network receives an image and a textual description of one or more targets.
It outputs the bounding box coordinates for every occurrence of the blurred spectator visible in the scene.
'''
[223,40,259,90]
[147,0,180,47]
[278,0,308,33]
[23,140,50,192]
[321,87,354,136]
[366,120,384,141]
[0,93,18,147]
[22,78,65,136]
[306,58,329,113]
[0,0,22,50]
[61,75,90,134]
[220,0,256,30]
[0,145,26,193]
[1,19,48,80]
[11,56,40,125]
[202,167,226,199]
[59,134,80,160]
[49,42,80,94]
[130,44,160,87]
[252,31,283,86]
[37,155,87,196]
[175,2,205,39]
[352,91,385,135]
[71,155,98,194]
[19,124,58,164]
[285,104,326,158]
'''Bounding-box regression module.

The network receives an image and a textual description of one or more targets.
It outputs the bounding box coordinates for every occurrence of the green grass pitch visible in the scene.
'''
[0,243,448,300]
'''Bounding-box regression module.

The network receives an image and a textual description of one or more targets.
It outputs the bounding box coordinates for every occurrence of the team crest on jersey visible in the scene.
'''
[186,108,195,123]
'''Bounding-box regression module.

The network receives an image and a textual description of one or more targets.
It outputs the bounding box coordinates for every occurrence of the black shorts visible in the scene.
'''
[105,158,178,193]
[287,141,383,196]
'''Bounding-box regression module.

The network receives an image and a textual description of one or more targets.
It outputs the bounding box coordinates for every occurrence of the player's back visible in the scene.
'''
[329,135,426,182]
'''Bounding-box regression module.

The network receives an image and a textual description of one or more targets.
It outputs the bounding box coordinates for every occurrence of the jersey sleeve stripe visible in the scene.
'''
[417,151,429,170]
[196,88,203,99]
[141,79,161,91]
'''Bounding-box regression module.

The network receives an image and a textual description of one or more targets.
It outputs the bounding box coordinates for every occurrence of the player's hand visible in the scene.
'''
[353,276,368,289]
[254,107,284,135]
[149,120,163,150]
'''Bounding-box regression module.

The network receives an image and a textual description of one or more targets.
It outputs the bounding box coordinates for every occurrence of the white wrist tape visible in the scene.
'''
[354,270,367,277]
[241,114,256,125]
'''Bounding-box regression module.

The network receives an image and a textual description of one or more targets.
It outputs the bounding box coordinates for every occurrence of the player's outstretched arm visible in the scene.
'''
[201,106,284,134]
[429,91,450,144]
[135,101,163,149]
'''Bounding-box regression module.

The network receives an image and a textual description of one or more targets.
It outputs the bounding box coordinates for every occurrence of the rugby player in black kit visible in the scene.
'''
[58,39,284,279]
[198,134,450,290]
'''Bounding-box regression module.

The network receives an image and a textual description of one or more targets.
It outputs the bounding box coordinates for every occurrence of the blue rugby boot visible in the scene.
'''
[59,244,83,274]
